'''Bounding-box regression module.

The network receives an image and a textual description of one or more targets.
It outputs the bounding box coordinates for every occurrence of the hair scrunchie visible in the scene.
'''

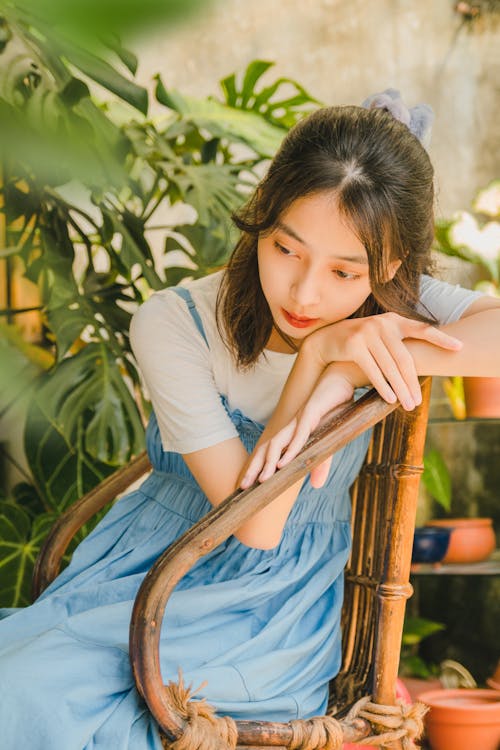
[361,88,434,148]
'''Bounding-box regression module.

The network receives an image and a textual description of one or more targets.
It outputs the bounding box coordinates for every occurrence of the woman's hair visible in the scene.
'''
[217,104,437,368]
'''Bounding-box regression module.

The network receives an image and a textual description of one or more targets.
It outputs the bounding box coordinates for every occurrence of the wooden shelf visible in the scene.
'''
[410,550,500,576]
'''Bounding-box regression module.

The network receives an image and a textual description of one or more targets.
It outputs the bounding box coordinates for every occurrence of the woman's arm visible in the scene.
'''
[183,343,352,549]
[334,301,500,388]
[241,299,500,489]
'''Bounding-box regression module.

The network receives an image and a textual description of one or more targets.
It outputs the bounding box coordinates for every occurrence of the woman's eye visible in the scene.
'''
[333,269,359,280]
[274,241,294,256]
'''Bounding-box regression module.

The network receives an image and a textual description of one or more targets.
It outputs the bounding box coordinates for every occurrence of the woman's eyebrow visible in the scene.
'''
[275,220,368,265]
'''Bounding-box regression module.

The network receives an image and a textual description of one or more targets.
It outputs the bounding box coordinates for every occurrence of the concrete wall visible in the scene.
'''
[135,0,500,216]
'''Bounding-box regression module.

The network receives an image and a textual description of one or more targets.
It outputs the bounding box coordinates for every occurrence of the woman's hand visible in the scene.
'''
[307,313,462,410]
[240,366,355,490]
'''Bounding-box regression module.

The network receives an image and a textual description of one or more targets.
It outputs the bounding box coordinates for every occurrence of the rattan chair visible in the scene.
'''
[32,379,432,750]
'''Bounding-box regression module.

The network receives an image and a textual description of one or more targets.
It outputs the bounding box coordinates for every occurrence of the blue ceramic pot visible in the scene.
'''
[412,526,451,564]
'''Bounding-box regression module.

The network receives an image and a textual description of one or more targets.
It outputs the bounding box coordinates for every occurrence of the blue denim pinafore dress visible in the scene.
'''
[0,287,372,750]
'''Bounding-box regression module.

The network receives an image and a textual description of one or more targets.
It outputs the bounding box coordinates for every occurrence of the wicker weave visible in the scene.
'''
[32,380,432,749]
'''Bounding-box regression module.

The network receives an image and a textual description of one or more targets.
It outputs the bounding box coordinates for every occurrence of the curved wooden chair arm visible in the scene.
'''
[32,451,152,600]
[129,386,408,746]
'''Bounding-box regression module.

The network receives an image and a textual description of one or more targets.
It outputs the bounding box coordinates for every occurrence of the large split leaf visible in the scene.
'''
[25,344,145,513]
[155,78,285,158]
[165,161,249,227]
[164,222,235,279]
[219,59,320,129]
[0,502,56,607]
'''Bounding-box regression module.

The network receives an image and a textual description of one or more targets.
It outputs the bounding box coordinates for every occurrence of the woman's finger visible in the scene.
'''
[378,335,422,405]
[277,412,317,467]
[258,422,297,482]
[401,321,462,350]
[239,444,269,488]
[364,340,415,410]
[354,350,398,404]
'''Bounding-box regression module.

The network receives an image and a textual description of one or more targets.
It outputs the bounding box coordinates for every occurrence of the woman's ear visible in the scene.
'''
[386,258,402,281]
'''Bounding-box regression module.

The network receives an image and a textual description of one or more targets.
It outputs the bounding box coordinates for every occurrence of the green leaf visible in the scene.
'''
[154,80,285,157]
[240,60,274,107]
[0,17,13,52]
[104,37,138,75]
[422,449,452,511]
[60,76,90,107]
[0,501,56,607]
[51,37,148,114]
[101,208,163,289]
[28,344,145,469]
[167,161,247,226]
[165,223,231,273]
[219,73,237,107]
[10,0,209,45]
[403,616,446,645]
[217,60,320,129]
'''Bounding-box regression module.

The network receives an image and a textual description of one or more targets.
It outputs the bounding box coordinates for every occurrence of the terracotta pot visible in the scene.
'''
[463,376,500,418]
[487,659,500,691]
[419,688,500,750]
[425,518,496,564]
[400,676,443,703]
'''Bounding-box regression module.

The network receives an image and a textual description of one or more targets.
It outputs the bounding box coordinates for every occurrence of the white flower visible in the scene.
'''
[449,211,500,262]
[473,181,500,218]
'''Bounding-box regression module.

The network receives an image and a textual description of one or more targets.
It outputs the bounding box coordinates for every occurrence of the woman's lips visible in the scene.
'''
[282,308,320,329]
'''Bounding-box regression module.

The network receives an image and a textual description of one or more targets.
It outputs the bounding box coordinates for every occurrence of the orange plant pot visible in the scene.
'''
[426,518,496,564]
[419,688,500,750]
[463,376,500,418]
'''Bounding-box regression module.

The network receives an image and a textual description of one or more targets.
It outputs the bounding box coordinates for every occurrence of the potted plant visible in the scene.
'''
[420,450,496,565]
[434,180,500,417]
[398,616,446,701]
[418,687,500,750]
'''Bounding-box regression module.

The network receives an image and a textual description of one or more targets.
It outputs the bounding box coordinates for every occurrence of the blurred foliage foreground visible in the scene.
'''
[0,4,320,606]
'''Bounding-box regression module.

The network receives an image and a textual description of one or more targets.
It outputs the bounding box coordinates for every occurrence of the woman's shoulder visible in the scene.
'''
[131,270,223,327]
[130,270,226,361]
[417,273,483,324]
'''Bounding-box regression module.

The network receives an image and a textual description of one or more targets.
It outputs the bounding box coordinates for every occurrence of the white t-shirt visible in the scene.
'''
[130,271,481,454]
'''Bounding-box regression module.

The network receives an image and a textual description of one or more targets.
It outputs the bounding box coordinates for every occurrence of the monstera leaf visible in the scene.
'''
[219,59,320,129]
[165,161,250,227]
[24,343,145,512]
[0,501,56,607]
[164,222,236,279]
[155,77,285,158]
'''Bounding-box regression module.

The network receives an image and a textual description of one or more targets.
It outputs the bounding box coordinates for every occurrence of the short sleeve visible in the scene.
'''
[130,290,238,453]
[416,275,484,324]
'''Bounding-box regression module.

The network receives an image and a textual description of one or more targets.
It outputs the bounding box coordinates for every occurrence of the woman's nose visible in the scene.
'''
[290,271,321,308]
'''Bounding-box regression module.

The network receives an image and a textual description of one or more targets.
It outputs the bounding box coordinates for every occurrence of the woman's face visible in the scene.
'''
[258,192,393,352]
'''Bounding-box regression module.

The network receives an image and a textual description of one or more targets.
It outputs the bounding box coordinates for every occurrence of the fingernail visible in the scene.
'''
[413,393,422,405]
[404,399,415,410]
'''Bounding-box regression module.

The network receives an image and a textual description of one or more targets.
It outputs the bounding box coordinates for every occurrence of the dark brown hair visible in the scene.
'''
[217,105,437,368]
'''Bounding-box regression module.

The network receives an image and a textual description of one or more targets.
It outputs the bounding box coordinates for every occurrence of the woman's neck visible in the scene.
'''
[265,326,299,354]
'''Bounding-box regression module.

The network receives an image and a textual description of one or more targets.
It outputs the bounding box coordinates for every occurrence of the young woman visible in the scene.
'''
[0,91,499,750]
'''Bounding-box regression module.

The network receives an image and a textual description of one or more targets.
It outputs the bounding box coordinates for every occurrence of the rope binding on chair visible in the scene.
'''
[159,675,428,750]
[161,673,238,750]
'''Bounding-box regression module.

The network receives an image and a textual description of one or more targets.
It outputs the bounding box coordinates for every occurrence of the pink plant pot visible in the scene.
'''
[419,688,500,750]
